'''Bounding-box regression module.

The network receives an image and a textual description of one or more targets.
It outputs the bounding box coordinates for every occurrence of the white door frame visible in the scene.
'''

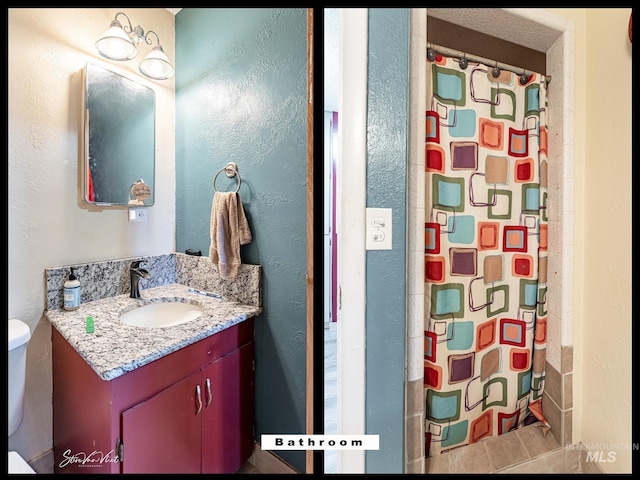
[336,7,368,475]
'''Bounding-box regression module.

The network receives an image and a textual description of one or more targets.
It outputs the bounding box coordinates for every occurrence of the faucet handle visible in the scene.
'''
[131,260,145,269]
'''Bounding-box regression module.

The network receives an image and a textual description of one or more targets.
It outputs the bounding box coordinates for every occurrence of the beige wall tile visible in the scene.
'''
[517,424,560,458]
[542,392,561,443]
[562,409,573,446]
[448,442,493,473]
[561,345,573,374]
[544,360,562,406]
[564,372,573,409]
[497,447,566,473]
[405,414,423,462]
[580,448,606,474]
[424,450,451,473]
[564,445,581,473]
[406,458,424,474]
[483,430,530,471]
[406,378,423,417]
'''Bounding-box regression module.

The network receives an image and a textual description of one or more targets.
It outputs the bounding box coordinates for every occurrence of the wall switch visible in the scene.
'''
[128,208,148,223]
[366,207,392,250]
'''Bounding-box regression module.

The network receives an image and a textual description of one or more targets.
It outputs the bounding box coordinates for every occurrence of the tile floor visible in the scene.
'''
[425,424,604,474]
[237,461,261,474]
[236,444,299,474]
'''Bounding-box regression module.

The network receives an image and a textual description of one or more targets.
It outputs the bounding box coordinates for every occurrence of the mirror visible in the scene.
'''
[83,63,155,206]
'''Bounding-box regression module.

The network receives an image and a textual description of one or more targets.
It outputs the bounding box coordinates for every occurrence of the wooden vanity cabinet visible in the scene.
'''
[52,318,254,474]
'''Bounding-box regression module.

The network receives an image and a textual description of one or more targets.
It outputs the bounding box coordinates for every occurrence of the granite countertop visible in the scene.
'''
[45,283,262,381]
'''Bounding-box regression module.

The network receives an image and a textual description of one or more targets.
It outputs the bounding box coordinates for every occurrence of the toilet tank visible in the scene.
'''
[8,319,31,436]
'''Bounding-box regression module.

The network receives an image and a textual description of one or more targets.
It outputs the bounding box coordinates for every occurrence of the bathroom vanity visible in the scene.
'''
[45,276,262,473]
[46,255,263,474]
[51,316,254,474]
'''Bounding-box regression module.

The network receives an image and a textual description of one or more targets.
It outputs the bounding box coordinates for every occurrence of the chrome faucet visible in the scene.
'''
[130,261,150,299]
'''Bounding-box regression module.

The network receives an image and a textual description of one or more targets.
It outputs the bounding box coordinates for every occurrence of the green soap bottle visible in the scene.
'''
[86,316,94,333]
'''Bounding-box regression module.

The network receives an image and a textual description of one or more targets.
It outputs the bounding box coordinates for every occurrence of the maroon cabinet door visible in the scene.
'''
[120,342,254,474]
[201,343,254,473]
[121,371,202,473]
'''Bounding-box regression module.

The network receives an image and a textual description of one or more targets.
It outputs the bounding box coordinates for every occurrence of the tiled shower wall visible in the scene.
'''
[404,8,427,474]
[543,348,574,446]
[404,8,575,473]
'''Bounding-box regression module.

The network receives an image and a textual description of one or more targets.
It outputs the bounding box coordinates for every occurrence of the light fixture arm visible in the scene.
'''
[112,12,147,44]
[113,12,134,36]
[113,13,164,51]
[143,30,162,48]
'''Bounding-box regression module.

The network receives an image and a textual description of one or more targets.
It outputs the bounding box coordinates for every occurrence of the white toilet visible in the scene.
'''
[8,318,36,474]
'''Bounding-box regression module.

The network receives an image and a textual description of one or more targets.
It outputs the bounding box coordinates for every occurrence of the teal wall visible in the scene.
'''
[174,8,308,472]
[365,8,409,473]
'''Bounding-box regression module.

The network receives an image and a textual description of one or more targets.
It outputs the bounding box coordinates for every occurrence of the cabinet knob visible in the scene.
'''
[195,384,203,415]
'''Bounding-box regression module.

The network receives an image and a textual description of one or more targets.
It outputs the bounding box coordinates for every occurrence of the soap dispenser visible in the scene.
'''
[63,268,81,311]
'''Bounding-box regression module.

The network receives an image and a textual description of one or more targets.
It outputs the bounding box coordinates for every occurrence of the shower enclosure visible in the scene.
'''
[423,47,550,457]
[405,8,575,473]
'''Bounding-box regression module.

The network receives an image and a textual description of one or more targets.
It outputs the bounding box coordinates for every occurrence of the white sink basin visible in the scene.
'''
[119,301,203,328]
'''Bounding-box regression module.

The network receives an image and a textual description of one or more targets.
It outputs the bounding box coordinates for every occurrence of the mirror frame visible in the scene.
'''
[82,62,156,207]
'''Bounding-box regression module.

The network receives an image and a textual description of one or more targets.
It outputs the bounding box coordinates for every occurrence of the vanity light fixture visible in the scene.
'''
[95,12,174,80]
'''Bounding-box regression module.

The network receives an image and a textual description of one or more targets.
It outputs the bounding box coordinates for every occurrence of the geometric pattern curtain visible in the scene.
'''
[423,53,549,457]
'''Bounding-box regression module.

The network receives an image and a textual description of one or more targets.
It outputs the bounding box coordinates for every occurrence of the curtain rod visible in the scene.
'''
[427,42,551,86]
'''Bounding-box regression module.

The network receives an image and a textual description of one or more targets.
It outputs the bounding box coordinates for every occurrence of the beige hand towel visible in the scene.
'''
[209,191,252,281]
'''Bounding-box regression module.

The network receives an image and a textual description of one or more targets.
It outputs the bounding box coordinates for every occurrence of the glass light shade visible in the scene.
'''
[139,46,174,80]
[96,25,137,61]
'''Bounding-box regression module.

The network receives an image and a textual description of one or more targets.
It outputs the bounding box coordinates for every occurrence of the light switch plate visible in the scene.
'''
[128,208,148,222]
[366,207,392,250]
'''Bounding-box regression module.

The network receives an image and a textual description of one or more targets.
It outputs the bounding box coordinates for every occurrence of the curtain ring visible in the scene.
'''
[459,54,468,70]
[426,47,436,62]
[491,63,501,78]
[519,70,530,85]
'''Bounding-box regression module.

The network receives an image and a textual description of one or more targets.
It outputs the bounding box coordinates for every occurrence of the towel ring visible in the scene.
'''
[213,162,241,193]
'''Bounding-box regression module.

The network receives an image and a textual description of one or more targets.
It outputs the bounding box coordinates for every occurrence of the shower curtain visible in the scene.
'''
[424,52,549,457]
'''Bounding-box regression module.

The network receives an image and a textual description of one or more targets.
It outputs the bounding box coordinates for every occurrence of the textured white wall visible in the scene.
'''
[8,8,175,466]
[568,8,632,474]
[543,8,633,474]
